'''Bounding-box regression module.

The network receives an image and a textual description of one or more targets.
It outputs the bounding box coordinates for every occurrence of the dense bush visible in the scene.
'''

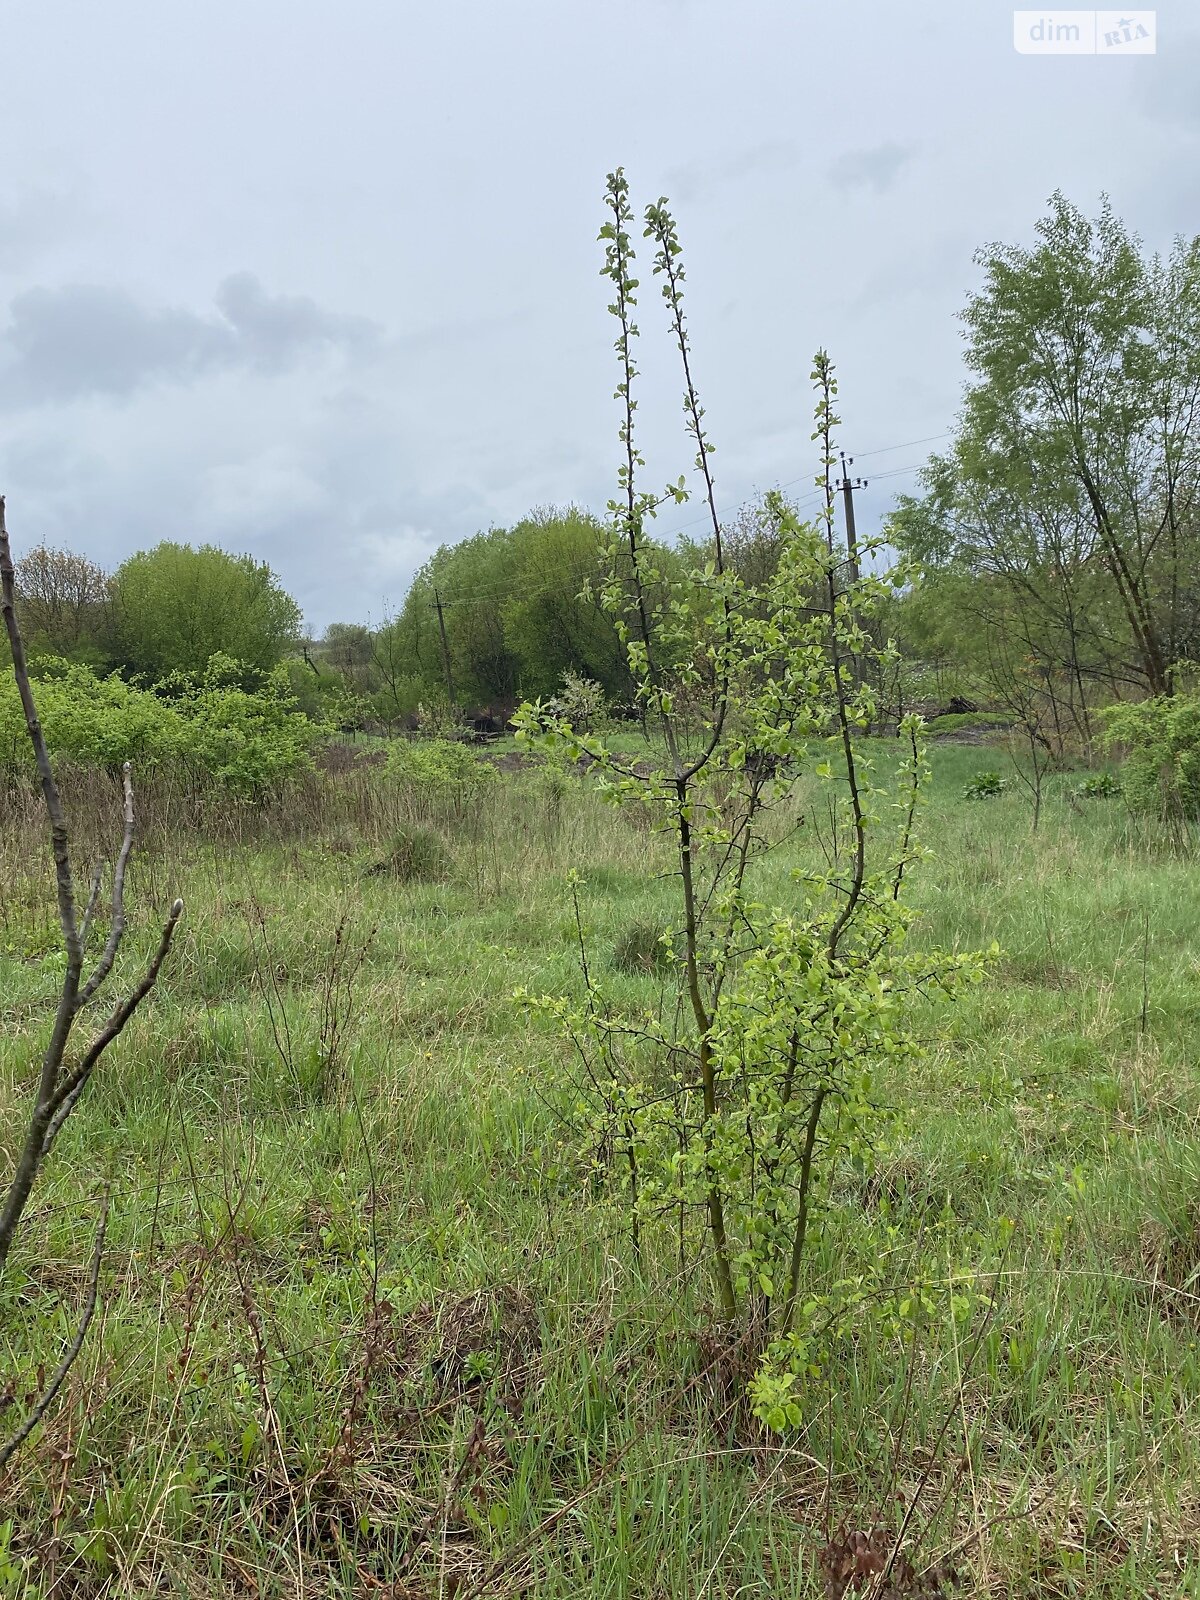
[0,659,176,772]
[170,657,320,798]
[1104,692,1200,823]
[383,736,499,829]
[385,737,495,794]
[0,655,318,799]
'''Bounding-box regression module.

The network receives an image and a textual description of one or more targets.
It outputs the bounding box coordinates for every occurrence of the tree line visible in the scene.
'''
[8,193,1198,757]
[8,540,301,681]
[8,499,793,731]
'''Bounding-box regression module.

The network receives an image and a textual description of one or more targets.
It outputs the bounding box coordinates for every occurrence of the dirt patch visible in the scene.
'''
[486,748,530,774]
[316,742,388,773]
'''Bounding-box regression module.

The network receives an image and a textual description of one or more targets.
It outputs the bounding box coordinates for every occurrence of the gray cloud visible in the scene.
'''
[2,284,230,402]
[0,1,1191,628]
[214,273,379,372]
[665,141,799,203]
[829,141,915,195]
[0,275,379,405]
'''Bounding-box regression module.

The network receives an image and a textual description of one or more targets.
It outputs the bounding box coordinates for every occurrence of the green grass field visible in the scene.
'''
[2,740,1198,1597]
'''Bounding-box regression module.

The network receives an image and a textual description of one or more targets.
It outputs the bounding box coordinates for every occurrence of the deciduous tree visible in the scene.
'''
[113,541,301,678]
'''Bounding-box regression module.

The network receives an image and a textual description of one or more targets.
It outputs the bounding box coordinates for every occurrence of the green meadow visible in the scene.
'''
[1,738,1198,1597]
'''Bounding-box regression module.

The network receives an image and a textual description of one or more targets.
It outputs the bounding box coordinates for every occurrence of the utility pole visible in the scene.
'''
[432,589,456,705]
[837,451,867,583]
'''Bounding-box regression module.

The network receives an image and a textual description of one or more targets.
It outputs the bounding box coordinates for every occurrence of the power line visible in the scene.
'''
[838,451,866,582]
[854,431,951,459]
[432,588,456,702]
[868,462,928,482]
[656,467,918,541]
[655,429,949,542]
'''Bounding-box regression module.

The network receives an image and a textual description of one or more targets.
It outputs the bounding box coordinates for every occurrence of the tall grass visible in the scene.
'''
[0,740,1197,1596]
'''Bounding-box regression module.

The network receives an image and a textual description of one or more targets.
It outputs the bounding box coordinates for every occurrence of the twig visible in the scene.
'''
[0,1188,111,1477]
[1140,909,1150,1036]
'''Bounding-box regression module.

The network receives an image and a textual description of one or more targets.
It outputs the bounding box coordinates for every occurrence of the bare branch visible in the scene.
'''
[78,763,136,1007]
[0,1189,110,1479]
[42,897,185,1157]
[0,494,182,1292]
[79,863,105,951]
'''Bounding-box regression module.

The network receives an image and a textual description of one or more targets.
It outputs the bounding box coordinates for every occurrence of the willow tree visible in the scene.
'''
[898,195,1200,703]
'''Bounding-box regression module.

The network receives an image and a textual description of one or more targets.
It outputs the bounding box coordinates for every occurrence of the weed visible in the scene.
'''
[1077,769,1122,800]
[368,824,453,884]
[963,770,1008,799]
[611,917,678,973]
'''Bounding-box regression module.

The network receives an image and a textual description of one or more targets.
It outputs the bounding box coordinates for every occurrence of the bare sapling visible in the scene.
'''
[0,494,183,1464]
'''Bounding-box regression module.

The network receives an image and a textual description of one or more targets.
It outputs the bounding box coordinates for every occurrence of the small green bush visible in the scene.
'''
[963,770,1008,800]
[385,736,497,819]
[1076,769,1121,800]
[548,671,607,732]
[1103,693,1200,822]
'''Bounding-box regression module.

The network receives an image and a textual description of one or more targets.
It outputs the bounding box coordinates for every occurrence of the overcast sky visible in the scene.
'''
[2,0,1197,631]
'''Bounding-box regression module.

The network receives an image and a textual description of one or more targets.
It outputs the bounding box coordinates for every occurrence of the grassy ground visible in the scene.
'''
[1,740,1198,1597]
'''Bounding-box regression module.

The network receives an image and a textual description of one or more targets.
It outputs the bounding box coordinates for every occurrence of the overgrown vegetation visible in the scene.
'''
[1104,689,1200,837]
[0,654,319,801]
[2,178,1199,1598]
[2,733,1197,1595]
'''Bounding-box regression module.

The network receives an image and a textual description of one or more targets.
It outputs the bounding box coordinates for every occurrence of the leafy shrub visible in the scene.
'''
[385,736,497,819]
[413,690,466,738]
[1103,693,1200,823]
[0,654,317,799]
[516,178,989,1356]
[1076,769,1121,800]
[1,659,161,769]
[963,770,1008,799]
[170,658,319,799]
[0,659,180,773]
[548,671,607,732]
[368,825,452,884]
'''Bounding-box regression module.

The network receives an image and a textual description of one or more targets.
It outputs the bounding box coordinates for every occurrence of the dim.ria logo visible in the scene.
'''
[1013,11,1157,54]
